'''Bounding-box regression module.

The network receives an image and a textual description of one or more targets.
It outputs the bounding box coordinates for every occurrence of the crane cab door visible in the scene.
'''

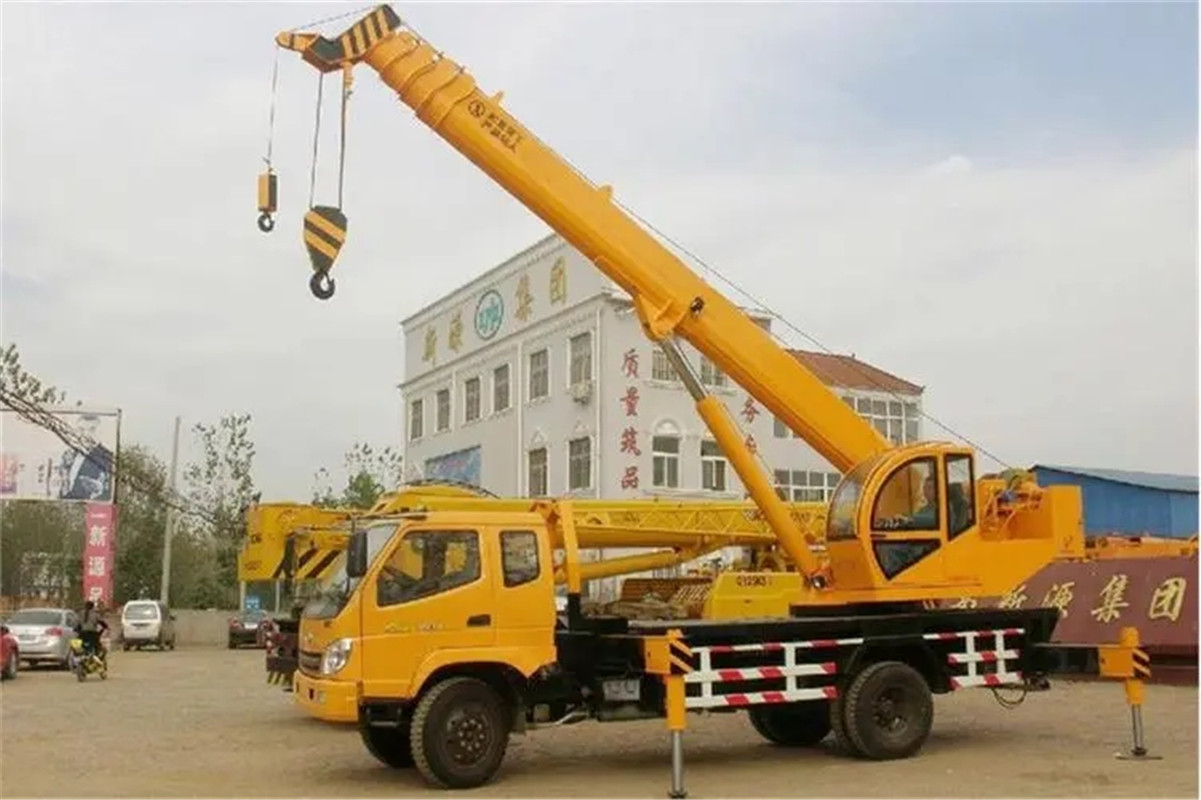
[865,454,965,586]
[358,526,495,700]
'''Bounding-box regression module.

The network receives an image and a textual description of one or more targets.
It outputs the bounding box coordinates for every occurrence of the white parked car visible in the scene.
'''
[120,600,177,651]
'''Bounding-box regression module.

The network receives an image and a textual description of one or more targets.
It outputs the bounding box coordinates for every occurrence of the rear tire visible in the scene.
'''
[409,676,511,789]
[842,661,933,760]
[748,701,832,746]
[829,692,861,756]
[361,721,415,769]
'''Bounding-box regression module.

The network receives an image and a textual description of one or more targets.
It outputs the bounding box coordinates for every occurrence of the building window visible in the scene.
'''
[774,469,841,502]
[464,377,481,422]
[408,398,424,441]
[773,416,789,438]
[652,434,680,489]
[528,349,549,401]
[652,350,679,382]
[700,357,727,388]
[569,332,592,386]
[435,389,450,432]
[701,439,727,491]
[845,395,920,445]
[493,364,510,413]
[568,437,591,491]
[528,447,548,497]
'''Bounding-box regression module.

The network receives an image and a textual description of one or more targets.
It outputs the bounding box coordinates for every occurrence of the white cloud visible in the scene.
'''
[2,2,1195,498]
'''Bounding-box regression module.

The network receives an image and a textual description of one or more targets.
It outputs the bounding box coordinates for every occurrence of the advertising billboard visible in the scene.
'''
[83,502,117,606]
[0,406,120,503]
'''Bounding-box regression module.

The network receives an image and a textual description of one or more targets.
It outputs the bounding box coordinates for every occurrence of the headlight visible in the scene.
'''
[320,638,353,676]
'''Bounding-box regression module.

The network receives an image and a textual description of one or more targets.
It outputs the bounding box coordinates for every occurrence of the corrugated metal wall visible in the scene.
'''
[1033,467,1198,538]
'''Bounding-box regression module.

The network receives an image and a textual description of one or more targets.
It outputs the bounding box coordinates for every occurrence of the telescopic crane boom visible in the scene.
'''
[272,7,1084,605]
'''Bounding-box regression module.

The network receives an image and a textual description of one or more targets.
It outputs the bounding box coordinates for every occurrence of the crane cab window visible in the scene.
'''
[376,531,481,607]
[871,458,940,531]
[945,455,975,539]
[501,530,540,588]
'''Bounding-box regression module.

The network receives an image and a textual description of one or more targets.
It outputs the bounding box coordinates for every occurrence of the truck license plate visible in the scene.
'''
[602,678,641,702]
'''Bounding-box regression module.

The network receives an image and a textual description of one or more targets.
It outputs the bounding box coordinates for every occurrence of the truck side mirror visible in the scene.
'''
[347,530,368,579]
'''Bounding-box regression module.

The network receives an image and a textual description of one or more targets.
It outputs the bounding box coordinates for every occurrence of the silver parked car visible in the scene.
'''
[5,607,77,670]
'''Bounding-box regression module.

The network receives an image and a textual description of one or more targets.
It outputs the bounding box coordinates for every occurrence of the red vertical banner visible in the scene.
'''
[83,502,115,608]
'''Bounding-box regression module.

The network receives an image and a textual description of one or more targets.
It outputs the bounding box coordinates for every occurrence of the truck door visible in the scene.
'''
[866,456,947,585]
[359,527,496,700]
[491,528,557,653]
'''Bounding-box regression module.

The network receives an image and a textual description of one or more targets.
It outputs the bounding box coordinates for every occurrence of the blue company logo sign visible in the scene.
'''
[474,289,504,341]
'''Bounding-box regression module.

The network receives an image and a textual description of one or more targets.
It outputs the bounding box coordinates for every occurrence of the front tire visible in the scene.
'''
[842,661,933,760]
[748,701,832,746]
[361,721,415,769]
[409,677,511,789]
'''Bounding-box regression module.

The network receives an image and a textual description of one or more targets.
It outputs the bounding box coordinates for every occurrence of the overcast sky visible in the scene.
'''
[2,1,1197,500]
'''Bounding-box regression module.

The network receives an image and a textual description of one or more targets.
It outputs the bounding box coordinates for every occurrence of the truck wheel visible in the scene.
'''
[409,676,511,789]
[748,701,831,746]
[842,661,933,760]
[828,692,861,756]
[361,722,415,769]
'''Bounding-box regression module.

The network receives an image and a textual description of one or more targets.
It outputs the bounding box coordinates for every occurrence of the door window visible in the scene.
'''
[945,455,976,539]
[501,530,540,588]
[871,457,940,531]
[376,531,481,607]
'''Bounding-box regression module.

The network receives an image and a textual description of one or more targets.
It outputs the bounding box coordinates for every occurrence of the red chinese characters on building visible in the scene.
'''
[741,397,760,425]
[620,426,642,456]
[622,348,639,379]
[621,466,640,490]
[620,386,641,417]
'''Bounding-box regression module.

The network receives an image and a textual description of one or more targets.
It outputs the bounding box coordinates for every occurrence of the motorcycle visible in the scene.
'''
[69,635,108,682]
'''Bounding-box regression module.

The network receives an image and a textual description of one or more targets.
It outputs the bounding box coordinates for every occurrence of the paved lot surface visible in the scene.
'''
[1,647,1196,798]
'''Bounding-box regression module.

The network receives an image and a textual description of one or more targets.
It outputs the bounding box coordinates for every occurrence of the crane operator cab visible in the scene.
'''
[818,443,1069,604]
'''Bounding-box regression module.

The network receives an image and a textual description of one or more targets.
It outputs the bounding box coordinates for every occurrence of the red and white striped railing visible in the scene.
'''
[923,627,1025,689]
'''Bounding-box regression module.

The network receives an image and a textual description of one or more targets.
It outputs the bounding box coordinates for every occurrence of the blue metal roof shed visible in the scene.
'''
[1031,464,1199,539]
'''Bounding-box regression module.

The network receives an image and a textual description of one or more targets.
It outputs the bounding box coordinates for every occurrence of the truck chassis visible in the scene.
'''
[352,605,1060,791]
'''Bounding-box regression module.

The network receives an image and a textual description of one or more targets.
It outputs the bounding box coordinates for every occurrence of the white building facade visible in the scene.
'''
[399,234,925,598]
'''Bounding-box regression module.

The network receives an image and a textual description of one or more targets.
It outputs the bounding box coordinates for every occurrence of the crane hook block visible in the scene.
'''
[303,205,348,300]
[257,171,278,234]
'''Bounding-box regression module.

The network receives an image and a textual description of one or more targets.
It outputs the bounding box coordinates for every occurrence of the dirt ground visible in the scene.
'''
[1,647,1196,799]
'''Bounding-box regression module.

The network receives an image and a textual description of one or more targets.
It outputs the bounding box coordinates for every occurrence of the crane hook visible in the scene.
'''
[257,212,276,233]
[310,269,336,300]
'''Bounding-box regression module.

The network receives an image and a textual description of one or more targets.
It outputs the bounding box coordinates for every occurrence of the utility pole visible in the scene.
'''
[159,416,181,604]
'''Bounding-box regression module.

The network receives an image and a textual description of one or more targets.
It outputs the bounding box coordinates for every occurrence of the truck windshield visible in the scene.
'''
[303,522,397,619]
[825,456,881,542]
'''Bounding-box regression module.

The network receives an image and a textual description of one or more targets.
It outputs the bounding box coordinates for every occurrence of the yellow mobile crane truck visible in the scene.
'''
[266,7,1096,793]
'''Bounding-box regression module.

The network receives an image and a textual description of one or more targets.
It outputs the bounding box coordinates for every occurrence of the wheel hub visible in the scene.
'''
[873,688,909,734]
[446,707,491,765]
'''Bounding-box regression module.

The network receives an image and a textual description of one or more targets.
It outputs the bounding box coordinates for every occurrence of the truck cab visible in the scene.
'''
[293,511,558,723]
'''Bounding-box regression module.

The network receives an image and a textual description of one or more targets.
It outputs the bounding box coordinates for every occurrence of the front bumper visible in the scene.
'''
[293,670,359,724]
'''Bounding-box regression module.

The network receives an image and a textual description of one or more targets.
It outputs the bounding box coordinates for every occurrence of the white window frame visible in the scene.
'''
[493,363,511,414]
[773,469,842,502]
[651,350,679,382]
[652,431,681,489]
[435,388,451,432]
[700,439,727,492]
[408,398,424,441]
[699,356,728,388]
[464,376,482,423]
[567,436,592,491]
[528,348,549,401]
[568,332,593,387]
[844,393,920,445]
[528,446,548,497]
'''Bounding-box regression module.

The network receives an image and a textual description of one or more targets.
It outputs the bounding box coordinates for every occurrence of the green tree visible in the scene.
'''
[312,442,403,510]
[182,413,257,608]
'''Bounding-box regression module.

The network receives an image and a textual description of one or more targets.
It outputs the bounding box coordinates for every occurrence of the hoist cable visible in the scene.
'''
[338,72,350,209]
[308,72,325,209]
[263,45,281,168]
